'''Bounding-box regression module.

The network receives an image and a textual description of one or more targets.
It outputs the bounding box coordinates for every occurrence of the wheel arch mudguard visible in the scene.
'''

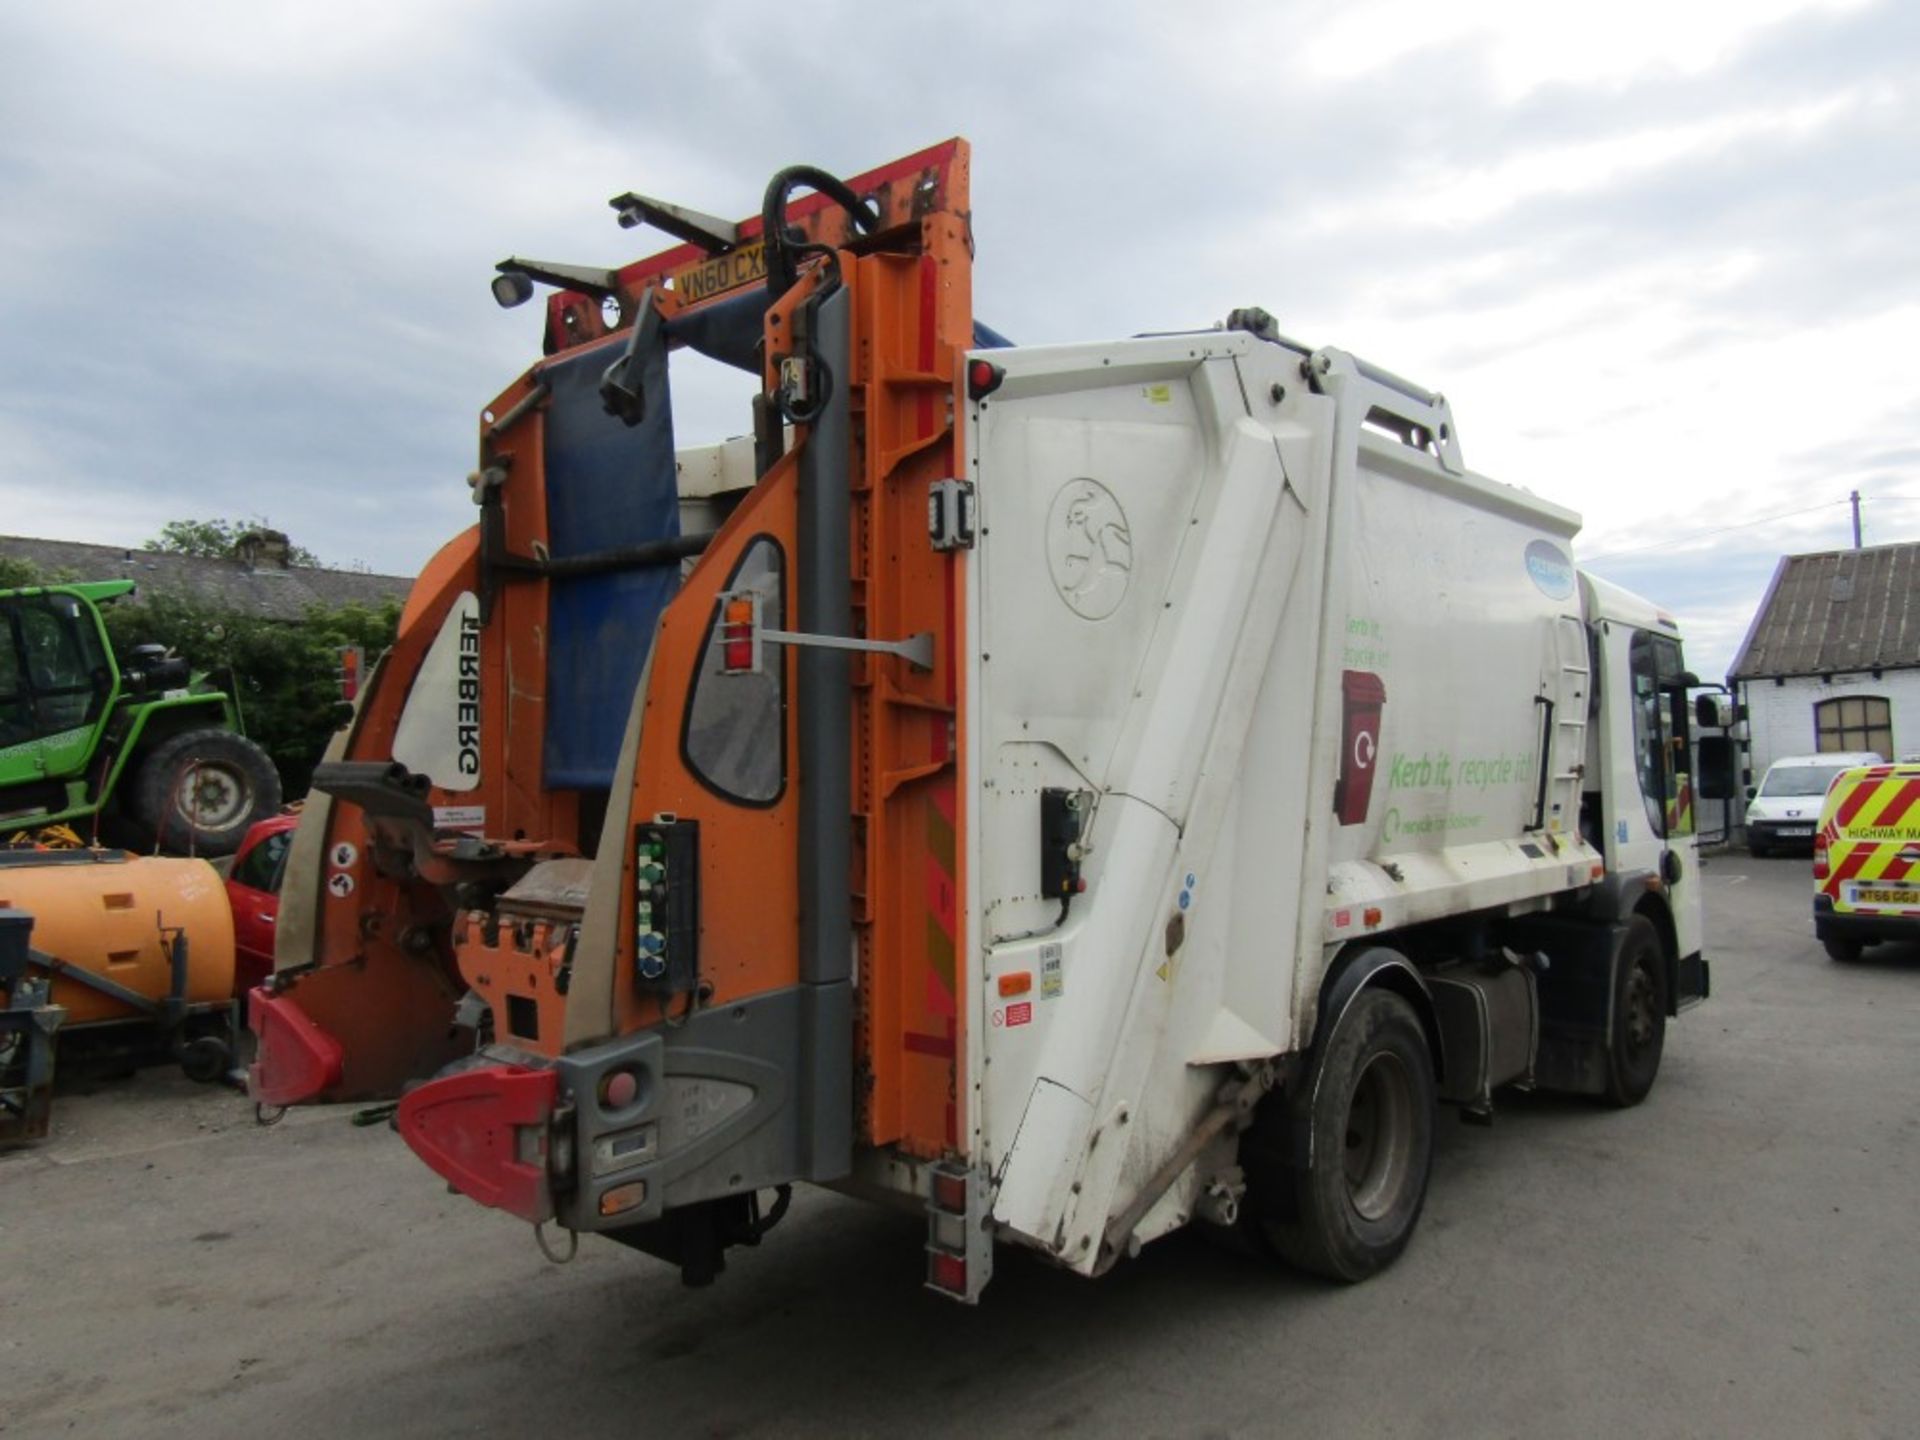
[1314,943,1446,1088]
[1288,943,1446,1170]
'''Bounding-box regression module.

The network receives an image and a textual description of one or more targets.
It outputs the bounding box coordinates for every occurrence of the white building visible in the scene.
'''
[1728,541,1920,787]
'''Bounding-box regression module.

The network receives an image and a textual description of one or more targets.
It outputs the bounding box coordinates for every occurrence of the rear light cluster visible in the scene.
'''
[1813,837,1829,881]
[721,594,757,674]
[925,1163,976,1300]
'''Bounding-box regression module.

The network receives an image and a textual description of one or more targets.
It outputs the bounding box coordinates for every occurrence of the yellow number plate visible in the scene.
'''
[1850,884,1918,906]
[672,240,767,305]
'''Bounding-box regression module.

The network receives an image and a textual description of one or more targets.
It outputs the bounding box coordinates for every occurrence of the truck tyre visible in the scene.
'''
[133,729,282,858]
[1823,937,1865,963]
[1257,988,1435,1283]
[1603,915,1666,1108]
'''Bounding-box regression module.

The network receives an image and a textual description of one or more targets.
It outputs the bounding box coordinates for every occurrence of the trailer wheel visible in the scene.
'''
[178,1034,232,1085]
[1604,915,1666,1108]
[1257,988,1435,1283]
[133,729,282,857]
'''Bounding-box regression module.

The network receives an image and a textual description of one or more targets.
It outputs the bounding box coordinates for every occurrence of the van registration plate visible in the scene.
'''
[1847,882,1919,906]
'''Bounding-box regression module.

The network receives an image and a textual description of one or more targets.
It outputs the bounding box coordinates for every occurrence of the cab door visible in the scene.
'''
[1627,629,1707,997]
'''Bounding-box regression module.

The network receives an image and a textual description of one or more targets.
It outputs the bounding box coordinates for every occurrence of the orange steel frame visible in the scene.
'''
[279,142,975,1157]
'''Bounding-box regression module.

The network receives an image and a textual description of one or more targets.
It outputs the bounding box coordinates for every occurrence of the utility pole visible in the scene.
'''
[1851,489,1862,549]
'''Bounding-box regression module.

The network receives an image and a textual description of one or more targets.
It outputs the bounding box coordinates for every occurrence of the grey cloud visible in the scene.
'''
[0,1,1914,579]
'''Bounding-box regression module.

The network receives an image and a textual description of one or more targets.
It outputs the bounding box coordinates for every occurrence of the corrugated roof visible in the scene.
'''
[0,535,412,622]
[1728,541,1920,679]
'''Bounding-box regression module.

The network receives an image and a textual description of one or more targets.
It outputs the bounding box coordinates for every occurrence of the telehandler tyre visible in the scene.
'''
[133,729,282,857]
[1245,987,1436,1283]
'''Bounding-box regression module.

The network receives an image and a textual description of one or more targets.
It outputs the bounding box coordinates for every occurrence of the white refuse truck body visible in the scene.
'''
[276,147,1709,1302]
[926,326,1708,1291]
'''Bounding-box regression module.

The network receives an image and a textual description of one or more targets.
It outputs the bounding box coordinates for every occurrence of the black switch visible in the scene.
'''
[1040,789,1092,900]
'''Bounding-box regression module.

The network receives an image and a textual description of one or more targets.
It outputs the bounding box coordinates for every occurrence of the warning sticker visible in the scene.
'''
[329,841,358,869]
[433,805,486,834]
[1006,1001,1032,1028]
[1040,943,1064,999]
[327,872,356,900]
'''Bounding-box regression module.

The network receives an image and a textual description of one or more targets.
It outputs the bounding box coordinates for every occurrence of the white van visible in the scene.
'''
[1746,751,1883,856]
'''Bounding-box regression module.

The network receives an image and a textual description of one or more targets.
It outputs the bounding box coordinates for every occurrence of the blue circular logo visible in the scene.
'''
[1524,539,1575,600]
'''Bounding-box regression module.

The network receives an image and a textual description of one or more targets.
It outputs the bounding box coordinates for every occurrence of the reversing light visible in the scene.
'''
[966,358,1005,400]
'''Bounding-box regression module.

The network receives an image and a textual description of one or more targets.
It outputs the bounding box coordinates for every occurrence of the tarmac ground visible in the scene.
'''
[3,851,1916,1438]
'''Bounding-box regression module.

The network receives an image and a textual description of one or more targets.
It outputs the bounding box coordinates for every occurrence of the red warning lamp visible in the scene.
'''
[966,358,1004,400]
[721,595,757,674]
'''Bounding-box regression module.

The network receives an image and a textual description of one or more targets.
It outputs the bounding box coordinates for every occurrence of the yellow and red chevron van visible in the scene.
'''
[1814,762,1920,961]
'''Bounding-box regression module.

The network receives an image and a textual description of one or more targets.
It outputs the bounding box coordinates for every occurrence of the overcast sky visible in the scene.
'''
[4,0,1916,680]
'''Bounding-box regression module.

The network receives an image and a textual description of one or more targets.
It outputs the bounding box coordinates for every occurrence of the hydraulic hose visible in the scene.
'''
[760,165,879,297]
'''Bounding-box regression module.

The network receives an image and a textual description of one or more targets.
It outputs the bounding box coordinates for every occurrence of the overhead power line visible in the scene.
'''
[1579,491,1920,565]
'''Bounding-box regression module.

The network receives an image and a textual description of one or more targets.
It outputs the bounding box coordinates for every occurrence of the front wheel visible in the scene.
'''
[1254,987,1436,1283]
[132,728,283,857]
[1604,915,1667,1108]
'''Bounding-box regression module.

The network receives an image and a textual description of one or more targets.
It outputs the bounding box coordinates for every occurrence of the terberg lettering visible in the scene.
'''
[457,612,482,776]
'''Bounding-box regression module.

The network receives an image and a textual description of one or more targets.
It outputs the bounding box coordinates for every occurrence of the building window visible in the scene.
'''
[1813,695,1892,758]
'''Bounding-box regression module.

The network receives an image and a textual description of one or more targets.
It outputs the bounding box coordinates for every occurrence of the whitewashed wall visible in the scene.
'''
[1739,668,1920,785]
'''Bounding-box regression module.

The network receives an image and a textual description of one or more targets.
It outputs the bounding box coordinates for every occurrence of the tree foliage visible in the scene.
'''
[145,517,321,566]
[100,591,399,798]
[0,555,43,589]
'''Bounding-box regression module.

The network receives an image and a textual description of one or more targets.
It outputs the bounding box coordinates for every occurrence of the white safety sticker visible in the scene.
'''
[1040,943,1064,999]
[432,805,486,833]
[329,841,358,869]
[327,872,356,900]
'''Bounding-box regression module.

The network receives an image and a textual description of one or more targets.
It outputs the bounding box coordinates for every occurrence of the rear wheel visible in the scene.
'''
[1604,915,1667,1108]
[1249,987,1435,1283]
[133,729,282,857]
[1823,937,1866,963]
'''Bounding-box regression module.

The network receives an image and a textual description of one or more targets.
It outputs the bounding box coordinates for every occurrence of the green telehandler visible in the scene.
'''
[0,580,281,856]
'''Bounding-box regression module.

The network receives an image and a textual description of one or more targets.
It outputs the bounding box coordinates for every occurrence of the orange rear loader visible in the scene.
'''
[252,142,985,1290]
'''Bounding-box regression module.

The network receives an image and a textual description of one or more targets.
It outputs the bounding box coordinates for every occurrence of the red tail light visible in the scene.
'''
[397,1064,560,1223]
[248,990,345,1106]
[928,1250,968,1295]
[1813,838,1829,881]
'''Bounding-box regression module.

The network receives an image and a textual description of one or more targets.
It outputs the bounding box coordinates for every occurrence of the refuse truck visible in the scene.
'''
[250,139,1708,1300]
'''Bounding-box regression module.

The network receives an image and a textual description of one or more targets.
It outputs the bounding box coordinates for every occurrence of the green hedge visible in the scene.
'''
[100,592,400,798]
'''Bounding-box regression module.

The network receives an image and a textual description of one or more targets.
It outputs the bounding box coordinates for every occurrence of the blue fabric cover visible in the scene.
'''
[540,339,679,790]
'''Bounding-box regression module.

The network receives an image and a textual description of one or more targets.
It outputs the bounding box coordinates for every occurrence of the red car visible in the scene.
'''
[225,813,298,994]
